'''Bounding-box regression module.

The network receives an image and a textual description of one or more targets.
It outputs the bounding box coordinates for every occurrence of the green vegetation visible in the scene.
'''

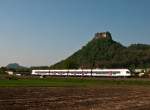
[2,64,31,76]
[6,63,26,69]
[50,32,150,69]
[1,77,150,87]
[0,67,7,75]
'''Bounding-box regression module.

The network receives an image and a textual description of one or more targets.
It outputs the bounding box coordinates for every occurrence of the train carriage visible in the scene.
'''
[32,69,131,77]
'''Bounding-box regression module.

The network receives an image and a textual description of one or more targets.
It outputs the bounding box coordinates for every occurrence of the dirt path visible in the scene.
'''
[0,86,150,110]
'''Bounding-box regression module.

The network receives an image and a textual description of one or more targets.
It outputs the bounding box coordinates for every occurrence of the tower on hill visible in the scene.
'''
[94,32,112,40]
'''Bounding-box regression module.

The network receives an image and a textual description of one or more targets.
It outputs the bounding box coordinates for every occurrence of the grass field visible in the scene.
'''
[0,77,150,87]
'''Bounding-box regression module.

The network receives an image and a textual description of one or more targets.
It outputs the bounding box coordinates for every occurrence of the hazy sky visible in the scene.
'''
[0,0,150,67]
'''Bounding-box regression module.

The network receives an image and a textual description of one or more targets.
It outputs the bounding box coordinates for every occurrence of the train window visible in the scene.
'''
[96,72,112,74]
[126,71,130,73]
[35,71,49,73]
[112,71,120,74]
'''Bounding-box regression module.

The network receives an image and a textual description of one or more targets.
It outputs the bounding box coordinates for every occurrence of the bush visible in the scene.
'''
[6,75,19,80]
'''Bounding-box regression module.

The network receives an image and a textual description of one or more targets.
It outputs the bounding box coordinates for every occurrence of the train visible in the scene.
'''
[31,69,131,77]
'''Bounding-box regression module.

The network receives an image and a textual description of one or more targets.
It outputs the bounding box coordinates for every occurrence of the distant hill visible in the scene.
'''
[50,32,150,69]
[6,63,26,69]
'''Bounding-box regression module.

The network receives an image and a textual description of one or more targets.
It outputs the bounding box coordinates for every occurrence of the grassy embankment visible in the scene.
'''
[0,77,150,87]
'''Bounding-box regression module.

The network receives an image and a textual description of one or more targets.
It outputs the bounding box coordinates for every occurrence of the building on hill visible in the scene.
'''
[94,32,112,40]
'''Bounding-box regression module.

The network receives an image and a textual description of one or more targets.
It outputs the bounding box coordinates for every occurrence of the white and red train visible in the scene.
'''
[32,69,131,77]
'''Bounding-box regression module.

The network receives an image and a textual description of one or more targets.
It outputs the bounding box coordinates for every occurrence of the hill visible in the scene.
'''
[50,32,150,69]
[6,63,26,69]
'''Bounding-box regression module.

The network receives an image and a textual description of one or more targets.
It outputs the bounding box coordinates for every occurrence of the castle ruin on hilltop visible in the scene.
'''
[94,32,112,40]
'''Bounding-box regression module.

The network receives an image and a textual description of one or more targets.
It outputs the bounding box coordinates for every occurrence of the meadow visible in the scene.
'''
[0,77,150,87]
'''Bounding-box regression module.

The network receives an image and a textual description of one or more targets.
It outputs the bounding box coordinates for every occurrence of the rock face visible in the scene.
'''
[94,32,112,40]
